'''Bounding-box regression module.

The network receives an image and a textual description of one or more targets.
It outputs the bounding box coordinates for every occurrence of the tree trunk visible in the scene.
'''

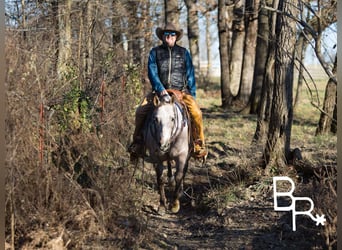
[316,55,337,135]
[246,0,272,114]
[57,0,72,80]
[293,34,307,109]
[205,10,213,79]
[263,0,297,168]
[52,0,59,76]
[236,0,259,109]
[127,1,141,65]
[141,1,151,70]
[185,0,200,77]
[218,0,234,108]
[21,0,26,40]
[165,0,180,26]
[253,52,274,143]
[248,0,271,114]
[112,1,123,47]
[229,0,245,96]
[85,1,96,81]
[253,0,277,143]
[293,2,309,109]
[331,98,337,133]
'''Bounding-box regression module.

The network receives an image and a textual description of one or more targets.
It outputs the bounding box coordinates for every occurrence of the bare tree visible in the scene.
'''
[205,10,213,79]
[229,0,245,95]
[253,0,277,143]
[293,33,307,108]
[85,1,96,79]
[263,0,298,167]
[165,0,180,25]
[218,0,234,107]
[204,6,216,79]
[5,1,153,248]
[126,1,142,65]
[57,0,72,80]
[293,0,310,109]
[235,0,259,109]
[111,1,124,48]
[248,0,272,115]
[316,55,337,135]
[294,0,337,109]
[197,0,218,80]
[184,0,200,75]
[20,0,27,40]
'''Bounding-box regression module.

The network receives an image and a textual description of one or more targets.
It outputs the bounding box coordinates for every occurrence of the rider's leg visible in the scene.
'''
[129,92,154,157]
[182,93,207,158]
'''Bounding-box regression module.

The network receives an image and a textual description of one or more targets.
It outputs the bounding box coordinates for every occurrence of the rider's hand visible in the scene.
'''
[159,90,171,103]
[160,89,168,96]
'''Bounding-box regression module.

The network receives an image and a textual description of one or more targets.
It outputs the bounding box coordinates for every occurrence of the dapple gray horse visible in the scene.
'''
[143,92,191,214]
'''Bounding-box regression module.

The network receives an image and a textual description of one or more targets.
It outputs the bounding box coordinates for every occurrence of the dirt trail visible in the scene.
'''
[136,139,327,250]
[14,108,332,249]
[125,104,334,250]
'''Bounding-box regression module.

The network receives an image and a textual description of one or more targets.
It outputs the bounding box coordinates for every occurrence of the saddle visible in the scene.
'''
[166,89,184,102]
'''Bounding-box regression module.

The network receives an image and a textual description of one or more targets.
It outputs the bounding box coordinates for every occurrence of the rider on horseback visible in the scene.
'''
[128,22,208,161]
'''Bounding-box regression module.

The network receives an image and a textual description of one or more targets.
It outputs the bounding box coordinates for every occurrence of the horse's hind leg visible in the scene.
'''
[154,163,167,215]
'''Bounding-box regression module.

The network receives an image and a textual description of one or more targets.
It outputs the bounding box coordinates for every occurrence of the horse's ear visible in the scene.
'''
[153,94,160,106]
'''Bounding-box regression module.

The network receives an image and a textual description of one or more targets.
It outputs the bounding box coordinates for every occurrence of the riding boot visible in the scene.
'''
[182,93,208,158]
[128,115,146,158]
[193,139,208,158]
[128,93,154,159]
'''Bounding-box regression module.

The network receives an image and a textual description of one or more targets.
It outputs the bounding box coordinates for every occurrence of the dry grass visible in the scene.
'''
[6,47,336,249]
[194,75,336,249]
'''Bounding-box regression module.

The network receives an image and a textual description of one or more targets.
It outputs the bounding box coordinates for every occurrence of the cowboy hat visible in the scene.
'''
[156,22,183,41]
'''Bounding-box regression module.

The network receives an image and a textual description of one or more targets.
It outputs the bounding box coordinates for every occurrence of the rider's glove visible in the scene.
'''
[160,93,171,103]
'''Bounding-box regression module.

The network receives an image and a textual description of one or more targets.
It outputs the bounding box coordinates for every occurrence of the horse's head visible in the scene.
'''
[152,95,177,153]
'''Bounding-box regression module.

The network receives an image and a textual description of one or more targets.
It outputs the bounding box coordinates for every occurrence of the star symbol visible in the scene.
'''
[315,214,326,226]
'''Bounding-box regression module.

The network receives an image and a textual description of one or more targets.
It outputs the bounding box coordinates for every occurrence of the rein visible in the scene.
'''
[170,101,182,143]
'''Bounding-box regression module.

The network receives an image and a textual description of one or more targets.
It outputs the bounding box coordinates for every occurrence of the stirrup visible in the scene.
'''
[193,148,208,158]
[192,140,208,159]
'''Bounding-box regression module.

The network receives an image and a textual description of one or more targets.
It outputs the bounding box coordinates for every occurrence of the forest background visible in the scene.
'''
[5,0,337,249]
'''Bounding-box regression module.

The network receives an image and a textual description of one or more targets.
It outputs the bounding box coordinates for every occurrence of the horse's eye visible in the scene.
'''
[171,117,175,122]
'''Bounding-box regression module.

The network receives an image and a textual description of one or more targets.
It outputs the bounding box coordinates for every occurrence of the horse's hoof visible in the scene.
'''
[171,200,180,213]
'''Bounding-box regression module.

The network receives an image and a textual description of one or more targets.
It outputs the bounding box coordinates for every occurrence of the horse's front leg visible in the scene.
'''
[167,160,175,187]
[154,163,167,215]
[171,157,188,213]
